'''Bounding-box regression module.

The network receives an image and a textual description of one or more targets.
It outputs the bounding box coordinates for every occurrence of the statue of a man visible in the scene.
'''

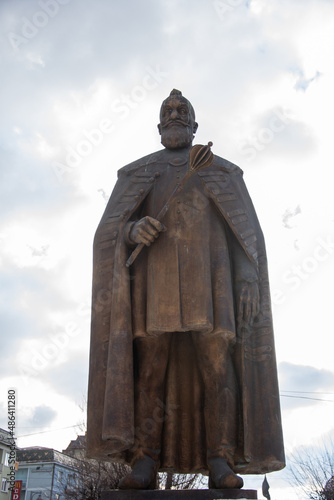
[87,89,285,490]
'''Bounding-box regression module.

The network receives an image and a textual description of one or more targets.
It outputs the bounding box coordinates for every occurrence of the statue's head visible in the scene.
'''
[158,89,198,150]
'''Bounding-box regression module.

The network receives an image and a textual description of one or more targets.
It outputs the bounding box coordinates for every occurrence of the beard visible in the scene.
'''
[160,124,193,150]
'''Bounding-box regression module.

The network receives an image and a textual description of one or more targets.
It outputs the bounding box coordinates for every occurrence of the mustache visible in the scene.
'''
[161,119,190,129]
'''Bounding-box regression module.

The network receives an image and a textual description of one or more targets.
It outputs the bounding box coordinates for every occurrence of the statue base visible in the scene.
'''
[101,489,257,499]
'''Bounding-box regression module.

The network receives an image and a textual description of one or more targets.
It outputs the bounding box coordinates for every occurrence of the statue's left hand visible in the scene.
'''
[236,281,260,325]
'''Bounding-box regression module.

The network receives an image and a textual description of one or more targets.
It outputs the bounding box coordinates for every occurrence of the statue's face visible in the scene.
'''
[158,96,198,150]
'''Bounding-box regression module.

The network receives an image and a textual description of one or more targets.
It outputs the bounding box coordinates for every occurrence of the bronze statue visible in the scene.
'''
[86,89,285,490]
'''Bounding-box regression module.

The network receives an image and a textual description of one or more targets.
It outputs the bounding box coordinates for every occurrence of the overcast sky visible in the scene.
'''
[1,0,334,498]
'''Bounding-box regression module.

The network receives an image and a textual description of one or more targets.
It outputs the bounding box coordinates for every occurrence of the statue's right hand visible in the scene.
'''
[130,216,166,246]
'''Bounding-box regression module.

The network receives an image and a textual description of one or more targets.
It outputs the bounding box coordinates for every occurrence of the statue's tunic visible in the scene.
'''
[86,147,285,475]
[132,157,235,338]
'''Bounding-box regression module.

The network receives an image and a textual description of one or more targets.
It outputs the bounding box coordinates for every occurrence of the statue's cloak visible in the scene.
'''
[86,148,285,474]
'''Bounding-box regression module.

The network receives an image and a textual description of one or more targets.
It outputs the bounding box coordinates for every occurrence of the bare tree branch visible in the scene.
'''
[59,457,131,499]
[288,441,334,500]
[158,471,206,490]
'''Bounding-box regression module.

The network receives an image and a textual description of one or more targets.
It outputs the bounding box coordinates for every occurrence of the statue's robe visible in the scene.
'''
[86,147,285,474]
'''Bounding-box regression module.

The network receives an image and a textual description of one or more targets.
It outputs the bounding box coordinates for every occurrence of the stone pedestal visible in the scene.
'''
[101,489,257,499]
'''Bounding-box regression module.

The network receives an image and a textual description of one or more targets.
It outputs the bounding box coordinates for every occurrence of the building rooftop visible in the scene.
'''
[62,434,86,453]
[0,428,13,446]
[17,447,79,468]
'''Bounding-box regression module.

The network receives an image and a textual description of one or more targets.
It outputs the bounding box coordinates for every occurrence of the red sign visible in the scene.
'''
[11,480,22,500]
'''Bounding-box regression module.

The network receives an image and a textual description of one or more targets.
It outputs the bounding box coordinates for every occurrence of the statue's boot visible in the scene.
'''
[208,457,243,489]
[118,456,158,490]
